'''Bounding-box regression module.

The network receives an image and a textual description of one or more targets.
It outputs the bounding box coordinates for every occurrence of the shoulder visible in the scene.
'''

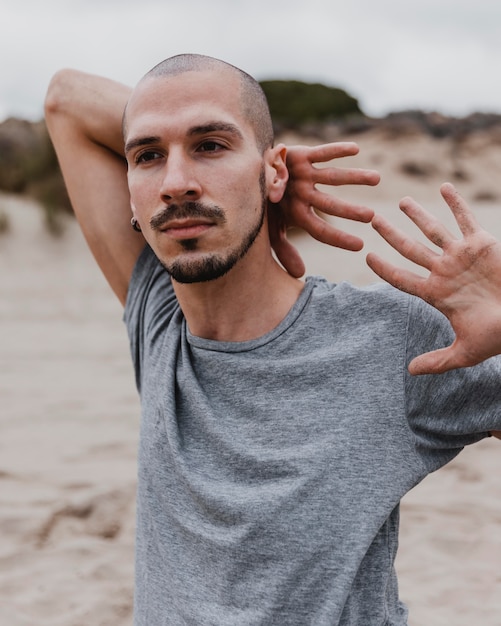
[124,245,179,334]
[123,246,181,392]
[306,276,416,325]
[308,275,410,303]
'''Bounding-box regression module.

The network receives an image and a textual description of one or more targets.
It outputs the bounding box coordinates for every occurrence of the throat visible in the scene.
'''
[173,266,305,343]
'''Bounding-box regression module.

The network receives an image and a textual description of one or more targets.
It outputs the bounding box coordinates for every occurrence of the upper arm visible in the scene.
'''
[45,69,145,305]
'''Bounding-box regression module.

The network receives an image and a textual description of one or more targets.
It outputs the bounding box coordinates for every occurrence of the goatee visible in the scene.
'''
[158,168,267,284]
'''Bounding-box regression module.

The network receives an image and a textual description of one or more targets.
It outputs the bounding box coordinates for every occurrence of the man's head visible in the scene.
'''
[136,54,274,154]
[124,54,288,284]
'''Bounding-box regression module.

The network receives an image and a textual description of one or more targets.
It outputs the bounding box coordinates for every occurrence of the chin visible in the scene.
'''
[161,252,238,284]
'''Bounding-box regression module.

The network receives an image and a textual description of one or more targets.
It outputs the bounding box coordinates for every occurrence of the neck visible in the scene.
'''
[172,241,304,342]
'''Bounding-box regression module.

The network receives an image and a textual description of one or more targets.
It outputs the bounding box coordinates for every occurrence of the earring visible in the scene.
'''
[131,217,142,232]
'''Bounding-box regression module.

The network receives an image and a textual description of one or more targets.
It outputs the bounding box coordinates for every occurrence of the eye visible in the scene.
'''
[197,140,225,153]
[135,150,163,164]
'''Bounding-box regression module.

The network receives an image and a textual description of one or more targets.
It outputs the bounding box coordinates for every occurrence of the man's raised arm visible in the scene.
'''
[45,70,145,305]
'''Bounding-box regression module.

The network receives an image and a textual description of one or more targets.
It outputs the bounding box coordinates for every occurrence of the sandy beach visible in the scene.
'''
[1,128,500,625]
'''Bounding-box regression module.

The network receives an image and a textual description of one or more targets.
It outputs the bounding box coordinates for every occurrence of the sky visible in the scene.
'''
[1,0,501,122]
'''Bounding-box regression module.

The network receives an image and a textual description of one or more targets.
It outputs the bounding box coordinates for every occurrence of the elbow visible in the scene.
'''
[44,68,82,120]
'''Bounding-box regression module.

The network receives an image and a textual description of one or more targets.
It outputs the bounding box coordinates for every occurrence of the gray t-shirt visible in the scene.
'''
[125,246,501,626]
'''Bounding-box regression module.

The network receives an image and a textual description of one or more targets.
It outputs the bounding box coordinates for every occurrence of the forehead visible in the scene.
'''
[125,69,249,139]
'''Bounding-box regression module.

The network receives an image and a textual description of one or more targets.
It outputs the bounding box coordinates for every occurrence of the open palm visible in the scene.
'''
[367,183,501,375]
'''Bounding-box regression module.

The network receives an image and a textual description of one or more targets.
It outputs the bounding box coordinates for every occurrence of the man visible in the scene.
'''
[45,54,501,625]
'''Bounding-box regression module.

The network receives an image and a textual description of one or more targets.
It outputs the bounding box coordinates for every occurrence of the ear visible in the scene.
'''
[265,143,289,204]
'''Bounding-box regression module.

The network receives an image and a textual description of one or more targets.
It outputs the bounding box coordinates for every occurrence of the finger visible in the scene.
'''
[399,196,456,249]
[366,252,427,296]
[295,209,365,251]
[371,213,439,270]
[440,182,480,236]
[308,189,375,222]
[301,141,362,163]
[313,166,381,187]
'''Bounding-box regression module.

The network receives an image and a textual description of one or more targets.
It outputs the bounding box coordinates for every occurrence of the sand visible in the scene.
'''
[1,131,500,625]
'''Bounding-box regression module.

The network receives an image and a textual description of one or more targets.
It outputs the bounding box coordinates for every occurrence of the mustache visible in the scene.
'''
[149,202,226,231]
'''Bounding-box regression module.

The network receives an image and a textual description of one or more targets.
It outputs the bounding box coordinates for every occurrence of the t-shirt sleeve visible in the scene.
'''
[123,245,179,394]
[403,294,501,471]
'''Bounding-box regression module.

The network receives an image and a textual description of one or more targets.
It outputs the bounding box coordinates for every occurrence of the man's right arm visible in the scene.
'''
[45,70,146,306]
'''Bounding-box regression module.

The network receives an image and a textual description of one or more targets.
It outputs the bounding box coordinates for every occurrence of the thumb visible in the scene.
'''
[275,236,306,278]
[408,346,460,376]
[269,223,305,278]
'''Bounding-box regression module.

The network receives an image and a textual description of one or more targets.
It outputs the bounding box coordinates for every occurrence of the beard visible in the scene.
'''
[154,168,267,284]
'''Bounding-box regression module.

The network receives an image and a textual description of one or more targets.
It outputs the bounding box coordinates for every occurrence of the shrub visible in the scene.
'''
[260,80,363,128]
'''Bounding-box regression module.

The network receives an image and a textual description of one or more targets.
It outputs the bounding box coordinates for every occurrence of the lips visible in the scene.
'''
[159,219,213,239]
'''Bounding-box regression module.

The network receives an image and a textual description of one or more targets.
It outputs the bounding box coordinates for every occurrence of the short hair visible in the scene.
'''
[141,53,274,153]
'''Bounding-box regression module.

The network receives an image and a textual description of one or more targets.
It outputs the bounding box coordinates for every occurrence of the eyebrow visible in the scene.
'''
[124,136,161,155]
[187,122,244,140]
[124,122,244,155]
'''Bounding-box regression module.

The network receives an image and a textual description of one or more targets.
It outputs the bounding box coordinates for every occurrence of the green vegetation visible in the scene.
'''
[260,80,362,128]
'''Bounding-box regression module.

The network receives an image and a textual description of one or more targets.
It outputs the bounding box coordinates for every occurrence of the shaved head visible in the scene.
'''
[130,53,274,154]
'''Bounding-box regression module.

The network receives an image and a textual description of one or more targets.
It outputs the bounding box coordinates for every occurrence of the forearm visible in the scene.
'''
[44,69,144,305]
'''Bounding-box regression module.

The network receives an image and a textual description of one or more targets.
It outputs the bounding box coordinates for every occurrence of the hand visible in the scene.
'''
[366,182,501,375]
[269,142,380,277]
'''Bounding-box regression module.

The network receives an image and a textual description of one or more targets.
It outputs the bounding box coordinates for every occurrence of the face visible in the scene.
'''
[124,69,283,284]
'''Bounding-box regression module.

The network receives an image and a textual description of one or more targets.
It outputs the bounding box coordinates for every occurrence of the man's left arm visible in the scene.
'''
[366,183,501,438]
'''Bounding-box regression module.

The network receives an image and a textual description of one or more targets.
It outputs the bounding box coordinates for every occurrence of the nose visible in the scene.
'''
[160,150,202,203]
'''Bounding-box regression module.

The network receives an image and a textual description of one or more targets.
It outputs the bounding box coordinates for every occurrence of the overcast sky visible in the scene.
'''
[2,0,500,122]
